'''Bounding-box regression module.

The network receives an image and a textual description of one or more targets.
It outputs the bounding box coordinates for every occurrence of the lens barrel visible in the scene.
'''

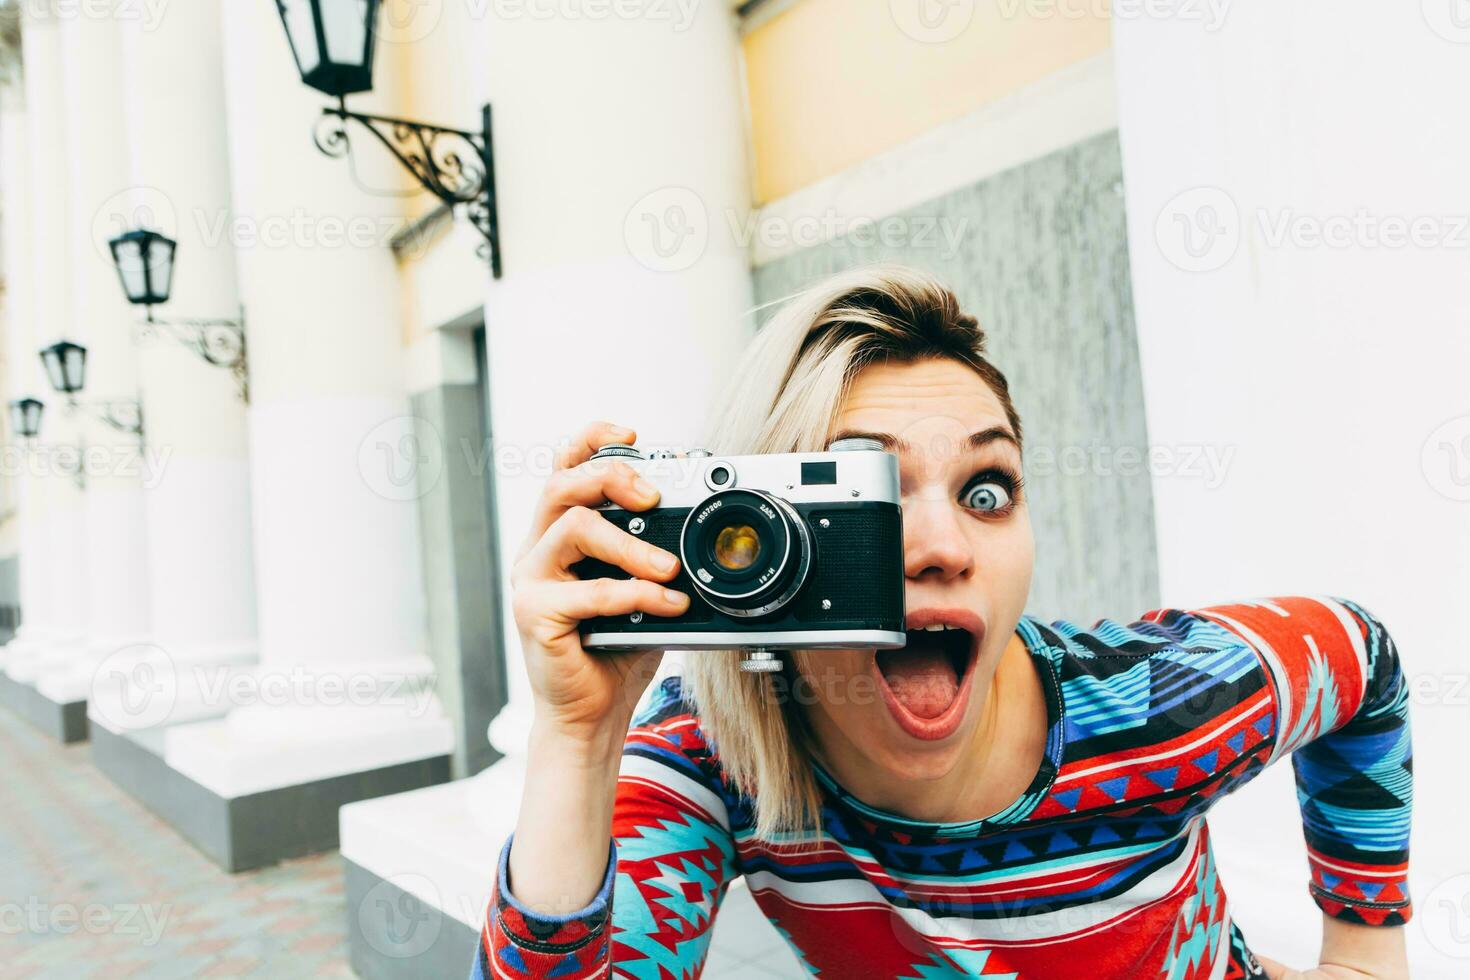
[678,488,812,617]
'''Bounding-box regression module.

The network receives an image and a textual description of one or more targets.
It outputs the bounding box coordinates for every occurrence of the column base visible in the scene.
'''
[4,630,87,685]
[34,633,154,706]
[91,719,451,873]
[0,669,88,742]
[86,639,259,734]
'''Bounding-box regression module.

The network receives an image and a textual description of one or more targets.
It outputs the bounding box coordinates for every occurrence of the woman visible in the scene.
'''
[473,268,1412,979]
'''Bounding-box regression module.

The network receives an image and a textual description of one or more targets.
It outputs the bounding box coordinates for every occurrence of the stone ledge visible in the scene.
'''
[0,671,88,743]
[90,722,450,873]
[344,857,481,980]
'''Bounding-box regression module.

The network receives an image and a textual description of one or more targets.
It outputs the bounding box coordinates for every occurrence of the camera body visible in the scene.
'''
[573,438,906,666]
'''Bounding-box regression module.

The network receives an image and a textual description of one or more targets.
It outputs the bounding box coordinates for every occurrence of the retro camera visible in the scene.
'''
[573,437,906,672]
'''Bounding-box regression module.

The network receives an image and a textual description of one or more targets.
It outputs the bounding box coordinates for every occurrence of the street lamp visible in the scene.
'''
[277,0,380,98]
[274,0,503,277]
[107,227,250,403]
[39,340,86,395]
[108,228,176,310]
[8,394,83,488]
[37,341,144,437]
[9,398,43,439]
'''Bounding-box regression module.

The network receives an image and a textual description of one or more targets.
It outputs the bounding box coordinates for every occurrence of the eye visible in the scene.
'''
[960,473,1016,513]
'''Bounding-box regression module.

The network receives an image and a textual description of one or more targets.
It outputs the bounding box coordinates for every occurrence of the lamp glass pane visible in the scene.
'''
[322,0,370,67]
[22,402,41,438]
[64,346,86,393]
[145,236,175,304]
[41,350,65,393]
[114,238,148,303]
[281,0,322,75]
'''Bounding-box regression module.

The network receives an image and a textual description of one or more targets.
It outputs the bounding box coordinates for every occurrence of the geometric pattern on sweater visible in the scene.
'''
[474,595,1412,978]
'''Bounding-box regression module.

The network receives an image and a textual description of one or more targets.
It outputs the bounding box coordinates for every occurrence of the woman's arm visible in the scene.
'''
[472,420,738,980]
[1290,599,1412,929]
[475,688,740,980]
[506,718,630,915]
[1196,596,1413,978]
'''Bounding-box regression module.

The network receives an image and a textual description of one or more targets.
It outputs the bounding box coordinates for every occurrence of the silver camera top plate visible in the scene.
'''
[597,447,900,509]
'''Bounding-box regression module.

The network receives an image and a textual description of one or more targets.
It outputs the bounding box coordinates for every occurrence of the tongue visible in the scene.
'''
[878,648,959,719]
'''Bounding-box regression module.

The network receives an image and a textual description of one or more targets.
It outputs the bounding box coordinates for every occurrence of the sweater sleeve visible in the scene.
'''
[1192,595,1413,926]
[473,684,740,979]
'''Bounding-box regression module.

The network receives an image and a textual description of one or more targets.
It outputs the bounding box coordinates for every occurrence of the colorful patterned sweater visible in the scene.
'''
[472,596,1413,979]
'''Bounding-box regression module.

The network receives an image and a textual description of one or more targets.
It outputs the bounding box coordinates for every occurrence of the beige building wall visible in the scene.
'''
[382,1,494,346]
[742,0,1112,202]
[383,1,1114,337]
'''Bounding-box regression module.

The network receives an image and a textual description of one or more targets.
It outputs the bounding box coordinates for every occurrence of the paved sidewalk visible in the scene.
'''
[0,701,805,978]
[0,706,352,979]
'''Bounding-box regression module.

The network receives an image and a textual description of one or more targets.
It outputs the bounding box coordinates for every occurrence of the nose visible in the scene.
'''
[902,496,974,581]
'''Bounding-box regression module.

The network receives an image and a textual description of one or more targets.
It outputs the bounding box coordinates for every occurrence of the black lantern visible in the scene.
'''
[273,0,501,275]
[108,228,177,309]
[9,398,43,439]
[276,0,381,98]
[40,340,87,396]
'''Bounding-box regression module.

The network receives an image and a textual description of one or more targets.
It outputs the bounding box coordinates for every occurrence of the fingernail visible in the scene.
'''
[664,588,688,605]
[652,550,677,574]
[633,477,658,499]
[613,426,635,439]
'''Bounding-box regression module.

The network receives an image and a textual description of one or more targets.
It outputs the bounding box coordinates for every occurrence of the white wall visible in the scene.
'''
[1114,4,1470,975]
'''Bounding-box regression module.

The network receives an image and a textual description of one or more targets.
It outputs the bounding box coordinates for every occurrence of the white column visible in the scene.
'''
[87,0,260,733]
[6,5,90,688]
[343,6,755,935]
[1113,5,1469,972]
[160,0,448,797]
[332,9,755,919]
[0,82,53,670]
[465,9,757,830]
[34,6,153,706]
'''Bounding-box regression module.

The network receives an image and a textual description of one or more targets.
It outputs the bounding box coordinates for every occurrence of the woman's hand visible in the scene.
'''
[506,420,690,913]
[1257,916,1410,980]
[510,419,690,747]
[1257,959,1379,980]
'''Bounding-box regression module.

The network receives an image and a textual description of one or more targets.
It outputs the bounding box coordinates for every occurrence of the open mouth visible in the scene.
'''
[873,611,983,741]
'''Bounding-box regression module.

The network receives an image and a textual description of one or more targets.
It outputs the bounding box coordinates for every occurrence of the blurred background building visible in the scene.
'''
[0,1,1466,977]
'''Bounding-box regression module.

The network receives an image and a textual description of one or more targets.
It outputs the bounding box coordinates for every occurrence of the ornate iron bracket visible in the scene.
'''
[66,398,144,438]
[313,98,502,278]
[51,446,87,491]
[135,307,250,403]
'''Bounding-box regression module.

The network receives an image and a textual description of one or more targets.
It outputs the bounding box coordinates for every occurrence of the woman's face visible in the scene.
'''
[794,356,1034,787]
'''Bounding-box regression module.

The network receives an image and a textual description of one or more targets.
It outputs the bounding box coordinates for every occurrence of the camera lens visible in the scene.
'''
[713,523,760,571]
[708,465,732,487]
[679,488,812,618]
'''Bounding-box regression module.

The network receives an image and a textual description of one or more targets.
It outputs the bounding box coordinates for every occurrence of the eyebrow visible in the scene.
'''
[829,426,1020,455]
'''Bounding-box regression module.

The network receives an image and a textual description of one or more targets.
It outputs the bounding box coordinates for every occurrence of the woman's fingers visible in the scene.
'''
[519,505,679,584]
[554,420,636,472]
[519,459,659,559]
[517,577,689,641]
[1253,955,1292,980]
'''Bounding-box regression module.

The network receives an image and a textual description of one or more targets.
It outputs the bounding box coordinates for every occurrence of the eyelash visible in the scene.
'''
[960,467,1024,515]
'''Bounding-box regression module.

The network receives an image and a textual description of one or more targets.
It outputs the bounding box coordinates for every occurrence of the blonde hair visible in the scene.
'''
[684,264,1021,839]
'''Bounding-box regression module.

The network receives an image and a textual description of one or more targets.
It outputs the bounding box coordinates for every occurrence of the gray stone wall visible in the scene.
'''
[0,554,18,636]
[411,381,506,779]
[751,131,1158,625]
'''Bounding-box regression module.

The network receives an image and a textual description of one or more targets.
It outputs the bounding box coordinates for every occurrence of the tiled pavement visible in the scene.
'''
[0,706,353,979]
[0,702,805,979]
